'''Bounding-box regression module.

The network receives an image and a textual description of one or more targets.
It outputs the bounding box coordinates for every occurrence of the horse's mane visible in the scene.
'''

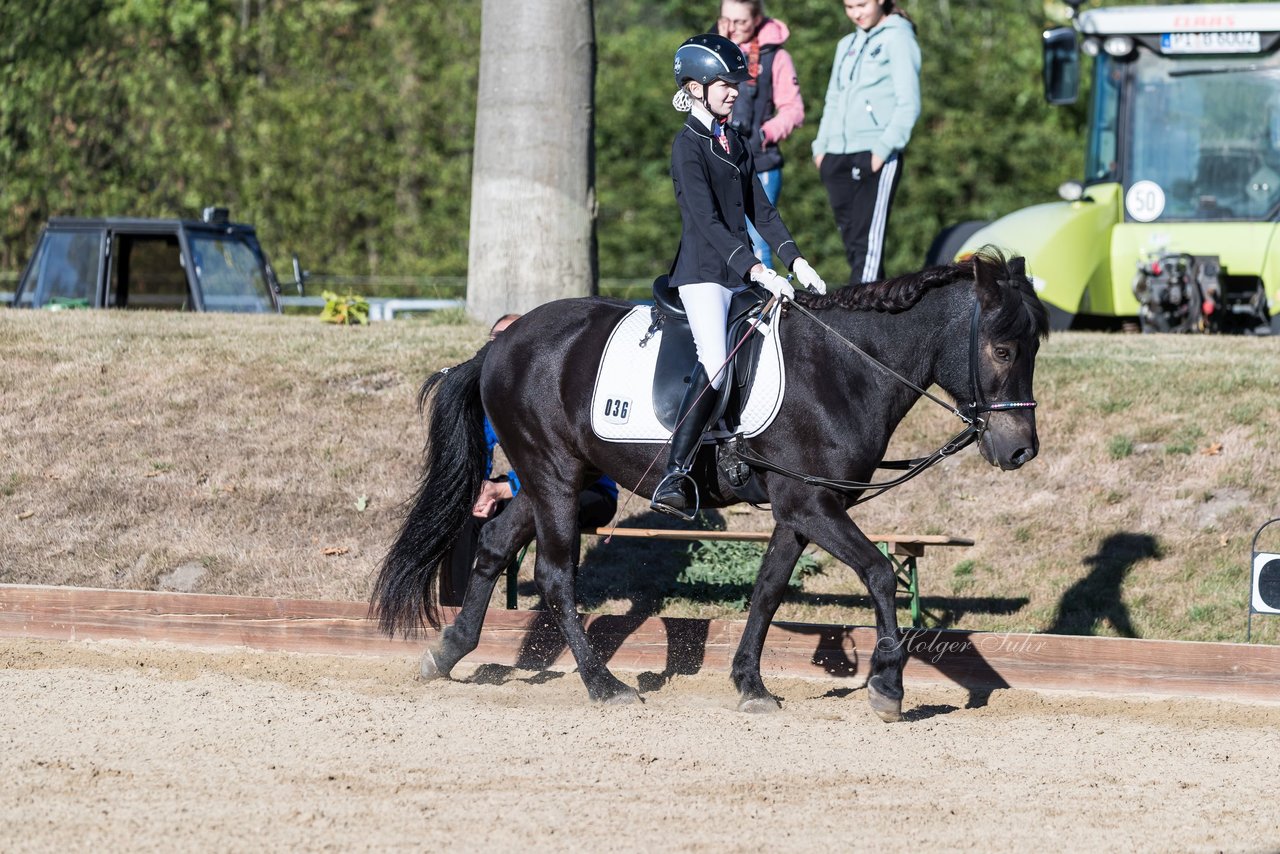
[792,248,1050,340]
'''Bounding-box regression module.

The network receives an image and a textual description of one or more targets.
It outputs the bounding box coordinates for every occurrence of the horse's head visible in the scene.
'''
[964,252,1050,471]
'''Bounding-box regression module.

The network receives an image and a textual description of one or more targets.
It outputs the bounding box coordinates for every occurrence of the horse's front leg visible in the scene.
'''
[731,525,809,713]
[421,494,536,680]
[530,490,640,705]
[781,497,906,723]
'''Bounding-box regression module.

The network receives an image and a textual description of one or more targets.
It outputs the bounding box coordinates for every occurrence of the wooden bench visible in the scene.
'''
[502,527,973,628]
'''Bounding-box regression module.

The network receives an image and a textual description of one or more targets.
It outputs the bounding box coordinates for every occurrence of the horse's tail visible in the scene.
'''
[371,345,490,636]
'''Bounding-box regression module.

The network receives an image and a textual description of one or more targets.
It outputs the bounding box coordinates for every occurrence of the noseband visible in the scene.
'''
[729,286,1037,504]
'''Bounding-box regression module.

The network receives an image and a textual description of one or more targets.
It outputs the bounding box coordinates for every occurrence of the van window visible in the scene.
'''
[188,234,274,313]
[109,235,192,310]
[16,230,101,307]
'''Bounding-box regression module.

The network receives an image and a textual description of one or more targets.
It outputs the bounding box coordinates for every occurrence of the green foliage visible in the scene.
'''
[1108,435,1134,459]
[676,539,821,610]
[319,290,369,326]
[0,0,1230,283]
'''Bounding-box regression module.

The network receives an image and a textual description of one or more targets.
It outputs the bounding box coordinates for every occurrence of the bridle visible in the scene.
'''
[730,284,1038,504]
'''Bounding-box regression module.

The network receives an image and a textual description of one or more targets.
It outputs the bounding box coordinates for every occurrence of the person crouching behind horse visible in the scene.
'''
[651,33,827,518]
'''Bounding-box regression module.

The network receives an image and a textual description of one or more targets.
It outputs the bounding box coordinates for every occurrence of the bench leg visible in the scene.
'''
[879,544,922,629]
[505,545,529,609]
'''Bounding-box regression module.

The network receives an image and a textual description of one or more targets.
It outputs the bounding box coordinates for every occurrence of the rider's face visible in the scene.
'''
[702,80,738,117]
[844,0,886,31]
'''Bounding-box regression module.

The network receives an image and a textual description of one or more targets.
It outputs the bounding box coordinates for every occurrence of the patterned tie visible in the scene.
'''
[714,121,730,155]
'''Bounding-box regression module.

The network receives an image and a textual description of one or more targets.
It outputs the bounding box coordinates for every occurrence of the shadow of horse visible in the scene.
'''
[508,509,726,691]
[505,510,1034,701]
[1048,531,1161,638]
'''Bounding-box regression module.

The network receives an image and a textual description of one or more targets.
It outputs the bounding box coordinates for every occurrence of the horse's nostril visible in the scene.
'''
[1012,447,1036,466]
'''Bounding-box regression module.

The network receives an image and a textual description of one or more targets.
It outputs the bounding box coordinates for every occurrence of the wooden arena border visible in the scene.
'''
[2,584,1278,702]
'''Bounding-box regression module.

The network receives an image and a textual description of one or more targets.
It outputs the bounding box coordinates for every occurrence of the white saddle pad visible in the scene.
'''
[590,305,786,443]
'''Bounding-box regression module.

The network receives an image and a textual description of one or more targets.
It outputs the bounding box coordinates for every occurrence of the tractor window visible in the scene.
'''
[1127,48,1280,221]
[109,235,192,310]
[188,234,274,313]
[15,230,101,308]
[1085,54,1122,184]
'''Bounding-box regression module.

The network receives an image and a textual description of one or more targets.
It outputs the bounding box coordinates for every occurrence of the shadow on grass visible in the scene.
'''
[1047,531,1160,638]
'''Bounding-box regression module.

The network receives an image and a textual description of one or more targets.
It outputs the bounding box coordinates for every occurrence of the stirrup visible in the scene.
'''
[650,470,701,522]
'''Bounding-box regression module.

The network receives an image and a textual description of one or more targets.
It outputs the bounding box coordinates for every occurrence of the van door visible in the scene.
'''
[14,227,106,308]
[106,230,196,311]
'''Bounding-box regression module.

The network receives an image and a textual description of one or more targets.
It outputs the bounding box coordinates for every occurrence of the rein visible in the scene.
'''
[734,284,1036,504]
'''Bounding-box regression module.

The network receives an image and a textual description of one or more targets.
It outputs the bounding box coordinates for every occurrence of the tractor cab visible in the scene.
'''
[948,3,1280,333]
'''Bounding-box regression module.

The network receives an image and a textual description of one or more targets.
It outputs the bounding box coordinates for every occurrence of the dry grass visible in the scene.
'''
[2,310,1278,644]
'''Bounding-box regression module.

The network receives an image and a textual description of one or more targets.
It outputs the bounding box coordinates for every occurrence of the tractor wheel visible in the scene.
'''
[925,221,990,267]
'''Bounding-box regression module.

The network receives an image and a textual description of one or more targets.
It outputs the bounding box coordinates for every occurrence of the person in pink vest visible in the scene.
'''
[716,0,805,270]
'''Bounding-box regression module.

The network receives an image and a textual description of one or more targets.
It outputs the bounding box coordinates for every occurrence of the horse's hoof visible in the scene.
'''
[737,695,781,714]
[417,646,447,682]
[597,685,642,706]
[867,681,903,723]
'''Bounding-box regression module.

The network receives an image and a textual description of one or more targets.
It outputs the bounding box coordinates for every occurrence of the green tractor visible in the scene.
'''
[932,2,1280,333]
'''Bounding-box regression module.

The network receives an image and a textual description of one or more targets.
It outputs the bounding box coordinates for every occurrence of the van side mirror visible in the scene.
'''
[1043,27,1080,105]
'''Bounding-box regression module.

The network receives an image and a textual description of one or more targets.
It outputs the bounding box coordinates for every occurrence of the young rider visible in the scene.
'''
[651,33,826,517]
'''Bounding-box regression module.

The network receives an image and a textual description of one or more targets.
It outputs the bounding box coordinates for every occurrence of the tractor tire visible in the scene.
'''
[925,220,990,267]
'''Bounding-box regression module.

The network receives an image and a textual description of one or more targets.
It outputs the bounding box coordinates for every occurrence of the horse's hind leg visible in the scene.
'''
[731,525,808,713]
[531,492,639,705]
[421,494,536,680]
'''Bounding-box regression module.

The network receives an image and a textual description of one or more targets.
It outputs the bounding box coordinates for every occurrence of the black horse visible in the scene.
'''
[372,252,1049,722]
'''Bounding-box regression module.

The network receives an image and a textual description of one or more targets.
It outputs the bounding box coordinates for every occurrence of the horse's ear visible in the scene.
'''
[1009,256,1026,278]
[972,253,1001,310]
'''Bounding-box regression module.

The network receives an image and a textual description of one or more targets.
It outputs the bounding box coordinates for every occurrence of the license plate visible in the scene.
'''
[1161,31,1262,54]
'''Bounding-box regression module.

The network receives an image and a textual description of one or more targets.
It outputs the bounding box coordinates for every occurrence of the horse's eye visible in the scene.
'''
[994,346,1012,362]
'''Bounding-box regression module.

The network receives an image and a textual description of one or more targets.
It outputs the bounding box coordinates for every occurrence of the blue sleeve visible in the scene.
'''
[483,417,498,479]
[594,474,617,500]
[483,415,520,495]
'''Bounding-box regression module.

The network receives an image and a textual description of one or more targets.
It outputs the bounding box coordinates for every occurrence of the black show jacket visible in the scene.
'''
[668,115,801,288]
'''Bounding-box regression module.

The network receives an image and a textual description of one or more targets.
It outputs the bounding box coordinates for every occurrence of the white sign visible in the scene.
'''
[1161,31,1262,55]
[1126,180,1166,223]
[600,396,632,425]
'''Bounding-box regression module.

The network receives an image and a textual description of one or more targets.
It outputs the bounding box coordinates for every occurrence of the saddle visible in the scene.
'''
[649,275,770,433]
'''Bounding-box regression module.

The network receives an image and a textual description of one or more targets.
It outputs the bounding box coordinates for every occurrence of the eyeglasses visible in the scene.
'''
[717,15,757,32]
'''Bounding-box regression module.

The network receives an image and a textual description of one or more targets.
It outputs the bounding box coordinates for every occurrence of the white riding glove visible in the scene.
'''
[792,258,827,295]
[749,266,795,301]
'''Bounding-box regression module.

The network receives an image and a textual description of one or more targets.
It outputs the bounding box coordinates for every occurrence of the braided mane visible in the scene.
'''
[792,254,985,313]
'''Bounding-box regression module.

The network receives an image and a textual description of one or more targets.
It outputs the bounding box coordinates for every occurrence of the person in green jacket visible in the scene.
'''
[812,0,921,285]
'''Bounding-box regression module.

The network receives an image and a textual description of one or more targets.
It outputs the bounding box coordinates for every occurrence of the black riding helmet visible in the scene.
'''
[673,34,750,88]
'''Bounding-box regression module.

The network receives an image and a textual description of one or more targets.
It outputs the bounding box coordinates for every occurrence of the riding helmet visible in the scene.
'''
[673,34,750,88]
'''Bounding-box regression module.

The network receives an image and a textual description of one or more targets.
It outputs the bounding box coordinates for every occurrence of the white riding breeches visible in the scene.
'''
[676,282,749,390]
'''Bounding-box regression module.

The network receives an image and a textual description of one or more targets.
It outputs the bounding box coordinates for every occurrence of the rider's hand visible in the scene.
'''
[750,265,795,301]
[792,258,827,295]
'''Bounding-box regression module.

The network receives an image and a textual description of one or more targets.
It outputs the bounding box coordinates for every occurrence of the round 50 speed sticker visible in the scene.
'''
[1125,180,1166,222]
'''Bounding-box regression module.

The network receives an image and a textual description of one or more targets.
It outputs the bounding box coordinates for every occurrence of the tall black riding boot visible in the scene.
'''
[651,364,718,519]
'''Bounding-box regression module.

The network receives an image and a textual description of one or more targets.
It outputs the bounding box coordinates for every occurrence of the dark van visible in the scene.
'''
[12,208,284,313]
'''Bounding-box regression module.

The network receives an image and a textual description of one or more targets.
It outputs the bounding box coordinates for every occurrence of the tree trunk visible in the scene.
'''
[466,0,596,323]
